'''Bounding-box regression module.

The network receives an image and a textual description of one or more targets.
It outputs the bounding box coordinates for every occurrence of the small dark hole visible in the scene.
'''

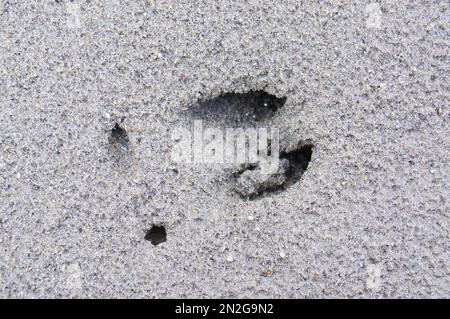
[281,144,313,184]
[145,225,167,246]
[110,123,129,145]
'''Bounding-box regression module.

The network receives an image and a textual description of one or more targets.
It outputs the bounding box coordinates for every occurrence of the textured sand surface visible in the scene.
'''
[0,1,449,298]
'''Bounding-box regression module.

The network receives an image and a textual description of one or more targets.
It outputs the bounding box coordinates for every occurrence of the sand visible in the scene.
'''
[0,0,448,298]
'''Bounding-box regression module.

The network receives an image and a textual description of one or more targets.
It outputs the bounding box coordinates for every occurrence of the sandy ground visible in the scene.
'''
[0,1,449,298]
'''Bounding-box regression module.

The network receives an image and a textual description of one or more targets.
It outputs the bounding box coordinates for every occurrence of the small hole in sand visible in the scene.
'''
[108,122,133,168]
[280,144,313,185]
[110,123,129,146]
[145,225,167,246]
